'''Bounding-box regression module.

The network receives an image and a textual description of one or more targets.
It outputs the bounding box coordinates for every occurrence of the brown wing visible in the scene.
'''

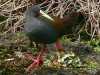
[48,14,75,37]
[39,11,84,37]
[49,11,84,37]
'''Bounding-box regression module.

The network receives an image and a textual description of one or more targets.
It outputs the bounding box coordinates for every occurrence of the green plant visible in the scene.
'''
[58,53,83,68]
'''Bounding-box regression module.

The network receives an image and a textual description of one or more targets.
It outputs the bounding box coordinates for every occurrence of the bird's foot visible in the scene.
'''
[45,56,59,68]
[25,44,46,72]
[25,54,42,72]
[52,56,58,62]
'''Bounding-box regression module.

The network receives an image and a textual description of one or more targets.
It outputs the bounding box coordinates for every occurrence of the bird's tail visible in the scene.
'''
[63,10,84,26]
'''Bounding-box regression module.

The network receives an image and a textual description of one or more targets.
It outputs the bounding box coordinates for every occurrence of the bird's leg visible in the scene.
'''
[56,40,61,52]
[52,40,61,62]
[26,44,46,72]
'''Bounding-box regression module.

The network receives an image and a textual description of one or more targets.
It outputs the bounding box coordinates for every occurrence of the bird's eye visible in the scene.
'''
[34,8,38,11]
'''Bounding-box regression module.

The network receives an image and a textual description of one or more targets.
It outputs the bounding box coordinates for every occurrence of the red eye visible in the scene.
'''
[34,8,38,11]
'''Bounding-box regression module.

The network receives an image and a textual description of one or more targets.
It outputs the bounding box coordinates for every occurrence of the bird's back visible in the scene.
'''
[47,11,84,37]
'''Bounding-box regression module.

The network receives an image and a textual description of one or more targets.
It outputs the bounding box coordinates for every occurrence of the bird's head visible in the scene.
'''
[27,5,54,21]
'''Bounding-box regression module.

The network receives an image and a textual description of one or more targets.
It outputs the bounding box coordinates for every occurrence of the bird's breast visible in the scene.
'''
[24,19,58,44]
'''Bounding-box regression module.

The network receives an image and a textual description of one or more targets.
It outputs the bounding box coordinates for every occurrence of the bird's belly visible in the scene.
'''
[25,25,58,44]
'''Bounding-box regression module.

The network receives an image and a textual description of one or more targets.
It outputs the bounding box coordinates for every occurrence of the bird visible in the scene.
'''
[24,5,84,72]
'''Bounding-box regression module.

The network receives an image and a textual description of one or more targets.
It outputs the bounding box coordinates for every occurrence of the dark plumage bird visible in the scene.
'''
[24,5,84,72]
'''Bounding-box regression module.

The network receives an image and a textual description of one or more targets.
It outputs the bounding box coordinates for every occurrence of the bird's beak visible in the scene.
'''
[40,10,54,21]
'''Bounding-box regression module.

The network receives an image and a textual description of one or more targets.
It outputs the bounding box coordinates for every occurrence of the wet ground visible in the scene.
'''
[0,33,100,75]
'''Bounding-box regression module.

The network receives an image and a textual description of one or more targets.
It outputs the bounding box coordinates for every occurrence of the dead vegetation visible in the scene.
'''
[0,0,100,39]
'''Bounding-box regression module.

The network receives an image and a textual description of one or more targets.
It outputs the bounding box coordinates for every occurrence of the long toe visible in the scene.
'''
[26,61,37,72]
[26,57,42,72]
[26,45,46,72]
[52,56,58,62]
[25,54,37,61]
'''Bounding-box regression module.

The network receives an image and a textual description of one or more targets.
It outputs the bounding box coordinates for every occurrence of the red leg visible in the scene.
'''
[26,44,46,72]
[56,40,61,52]
[52,40,61,62]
